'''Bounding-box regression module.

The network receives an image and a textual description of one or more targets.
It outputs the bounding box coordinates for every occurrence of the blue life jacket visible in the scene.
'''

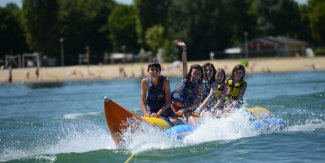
[201,78,216,107]
[146,75,166,112]
[171,77,200,106]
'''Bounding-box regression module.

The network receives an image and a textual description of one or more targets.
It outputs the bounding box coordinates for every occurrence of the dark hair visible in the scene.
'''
[202,62,216,80]
[216,68,226,84]
[147,61,161,71]
[226,64,246,83]
[187,64,203,80]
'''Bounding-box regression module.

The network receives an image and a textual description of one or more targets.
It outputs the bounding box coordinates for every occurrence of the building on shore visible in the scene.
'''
[238,36,309,58]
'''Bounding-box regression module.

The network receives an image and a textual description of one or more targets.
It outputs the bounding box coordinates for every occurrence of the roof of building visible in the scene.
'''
[263,36,309,46]
[237,36,309,47]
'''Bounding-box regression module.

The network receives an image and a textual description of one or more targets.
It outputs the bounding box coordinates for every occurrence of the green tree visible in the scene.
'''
[167,0,243,60]
[255,0,301,37]
[108,4,139,53]
[0,5,29,59]
[229,0,259,46]
[308,0,325,45]
[297,4,314,44]
[59,0,95,65]
[5,2,19,10]
[59,0,115,65]
[134,0,170,46]
[145,24,166,55]
[23,0,60,55]
[85,0,115,54]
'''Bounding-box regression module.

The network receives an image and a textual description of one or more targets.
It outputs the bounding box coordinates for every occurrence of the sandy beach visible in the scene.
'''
[1,57,324,83]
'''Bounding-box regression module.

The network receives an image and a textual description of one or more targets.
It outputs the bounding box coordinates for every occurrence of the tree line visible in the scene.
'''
[0,0,324,66]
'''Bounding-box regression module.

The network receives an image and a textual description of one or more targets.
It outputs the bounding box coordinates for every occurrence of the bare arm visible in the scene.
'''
[157,78,172,116]
[214,95,225,108]
[199,81,218,110]
[174,40,187,80]
[182,47,187,80]
[140,78,149,117]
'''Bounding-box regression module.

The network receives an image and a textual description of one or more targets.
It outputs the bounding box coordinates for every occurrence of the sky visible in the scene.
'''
[0,0,133,8]
[0,0,308,8]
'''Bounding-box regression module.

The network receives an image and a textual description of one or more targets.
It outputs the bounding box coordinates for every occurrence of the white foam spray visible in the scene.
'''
[0,123,115,162]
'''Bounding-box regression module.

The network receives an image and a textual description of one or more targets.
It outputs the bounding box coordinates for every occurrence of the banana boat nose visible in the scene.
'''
[104,96,144,145]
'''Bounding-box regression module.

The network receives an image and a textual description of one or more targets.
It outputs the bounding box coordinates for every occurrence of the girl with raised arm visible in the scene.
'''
[171,40,204,125]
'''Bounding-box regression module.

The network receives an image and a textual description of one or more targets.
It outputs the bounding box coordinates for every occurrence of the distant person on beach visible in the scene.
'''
[8,64,12,83]
[119,66,124,78]
[141,67,145,78]
[123,71,128,79]
[195,62,218,119]
[36,68,39,79]
[213,68,227,116]
[171,40,204,125]
[224,64,247,112]
[140,62,182,126]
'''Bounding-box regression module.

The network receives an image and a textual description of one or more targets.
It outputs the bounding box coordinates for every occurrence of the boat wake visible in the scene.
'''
[116,107,325,156]
[117,109,271,154]
[0,123,113,162]
[60,111,103,119]
[288,121,325,131]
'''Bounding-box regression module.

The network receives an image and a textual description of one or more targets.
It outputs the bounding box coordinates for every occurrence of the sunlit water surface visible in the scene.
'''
[1,71,325,162]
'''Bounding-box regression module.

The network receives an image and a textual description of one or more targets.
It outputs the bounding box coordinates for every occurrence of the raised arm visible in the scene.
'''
[174,40,187,80]
[140,78,149,117]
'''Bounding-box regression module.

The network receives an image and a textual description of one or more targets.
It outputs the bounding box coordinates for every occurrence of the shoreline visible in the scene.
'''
[0,57,324,84]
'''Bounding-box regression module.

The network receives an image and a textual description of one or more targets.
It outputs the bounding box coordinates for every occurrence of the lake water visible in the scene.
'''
[1,71,325,162]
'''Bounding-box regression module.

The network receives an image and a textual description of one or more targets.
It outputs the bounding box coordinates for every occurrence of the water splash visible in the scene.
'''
[116,109,263,155]
[185,110,257,144]
[0,123,114,162]
[118,117,184,154]
[61,111,102,119]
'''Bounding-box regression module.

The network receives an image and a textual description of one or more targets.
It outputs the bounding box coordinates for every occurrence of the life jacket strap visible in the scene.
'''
[147,100,165,105]
[227,94,237,100]
[227,84,240,89]
[148,89,163,93]
[226,95,244,102]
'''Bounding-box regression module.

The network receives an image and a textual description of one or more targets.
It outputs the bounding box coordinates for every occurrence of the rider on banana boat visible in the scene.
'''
[140,62,183,126]
[213,68,227,116]
[224,64,247,113]
[171,40,204,125]
[194,62,218,119]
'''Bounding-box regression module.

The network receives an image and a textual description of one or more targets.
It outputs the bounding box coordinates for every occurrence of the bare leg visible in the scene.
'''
[169,117,184,126]
[183,110,198,125]
[187,116,197,125]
